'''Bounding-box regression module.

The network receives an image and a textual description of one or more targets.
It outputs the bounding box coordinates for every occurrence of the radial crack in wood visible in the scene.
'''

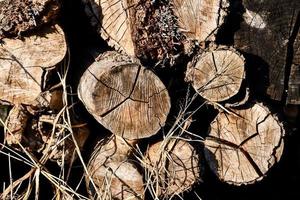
[234,0,300,104]
[185,47,245,102]
[86,136,143,200]
[0,0,61,38]
[78,51,171,139]
[0,24,67,105]
[82,0,229,64]
[144,139,201,198]
[204,103,284,185]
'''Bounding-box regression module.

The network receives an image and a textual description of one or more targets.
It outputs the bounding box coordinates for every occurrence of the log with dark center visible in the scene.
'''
[0,0,60,38]
[204,103,284,185]
[234,0,300,104]
[185,47,245,103]
[86,135,144,200]
[133,0,184,65]
[0,24,67,105]
[82,0,229,65]
[78,51,171,139]
[144,139,201,198]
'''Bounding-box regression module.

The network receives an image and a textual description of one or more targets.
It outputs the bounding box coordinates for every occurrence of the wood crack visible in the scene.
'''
[282,10,300,104]
[206,135,263,177]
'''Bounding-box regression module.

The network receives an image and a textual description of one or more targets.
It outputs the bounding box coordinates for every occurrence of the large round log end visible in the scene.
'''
[204,103,285,185]
[186,47,245,102]
[78,51,171,139]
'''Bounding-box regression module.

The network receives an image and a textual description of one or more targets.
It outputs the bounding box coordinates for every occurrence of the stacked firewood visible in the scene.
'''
[1,0,299,199]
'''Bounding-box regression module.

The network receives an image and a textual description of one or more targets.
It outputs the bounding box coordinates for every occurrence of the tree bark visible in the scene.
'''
[78,51,171,139]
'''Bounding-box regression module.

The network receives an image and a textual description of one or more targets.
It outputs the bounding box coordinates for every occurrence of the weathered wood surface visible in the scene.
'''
[86,136,144,200]
[83,0,229,64]
[78,51,171,139]
[5,105,89,164]
[234,0,300,104]
[185,47,245,102]
[172,0,229,44]
[0,0,60,38]
[204,103,284,185]
[0,24,67,105]
[144,139,200,198]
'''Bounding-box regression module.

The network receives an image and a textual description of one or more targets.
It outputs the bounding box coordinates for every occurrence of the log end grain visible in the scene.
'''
[78,51,171,140]
[185,47,245,102]
[144,139,201,197]
[0,24,67,105]
[172,0,229,43]
[204,103,285,185]
[86,136,144,200]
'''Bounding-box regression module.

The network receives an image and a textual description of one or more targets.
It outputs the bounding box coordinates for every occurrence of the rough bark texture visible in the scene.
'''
[204,103,284,185]
[185,46,245,102]
[0,24,67,105]
[234,0,300,104]
[86,136,144,200]
[78,51,171,139]
[83,0,229,65]
[144,139,201,198]
[0,0,60,38]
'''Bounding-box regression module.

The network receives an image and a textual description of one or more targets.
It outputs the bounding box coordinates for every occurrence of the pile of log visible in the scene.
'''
[1,0,298,199]
[0,0,89,190]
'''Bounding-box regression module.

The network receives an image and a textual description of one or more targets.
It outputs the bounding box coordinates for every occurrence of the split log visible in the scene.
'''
[204,103,284,185]
[86,135,144,200]
[144,139,201,198]
[83,0,229,64]
[0,0,60,38]
[78,51,171,140]
[234,0,300,104]
[185,47,246,103]
[4,105,89,164]
[0,24,67,105]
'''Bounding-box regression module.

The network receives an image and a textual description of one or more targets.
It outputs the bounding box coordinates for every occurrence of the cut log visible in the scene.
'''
[172,0,229,45]
[4,105,29,146]
[0,24,67,105]
[83,0,229,64]
[144,139,201,198]
[4,106,89,164]
[234,0,300,104]
[78,51,171,139]
[185,47,245,102]
[204,103,285,185]
[0,0,60,38]
[86,136,144,200]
